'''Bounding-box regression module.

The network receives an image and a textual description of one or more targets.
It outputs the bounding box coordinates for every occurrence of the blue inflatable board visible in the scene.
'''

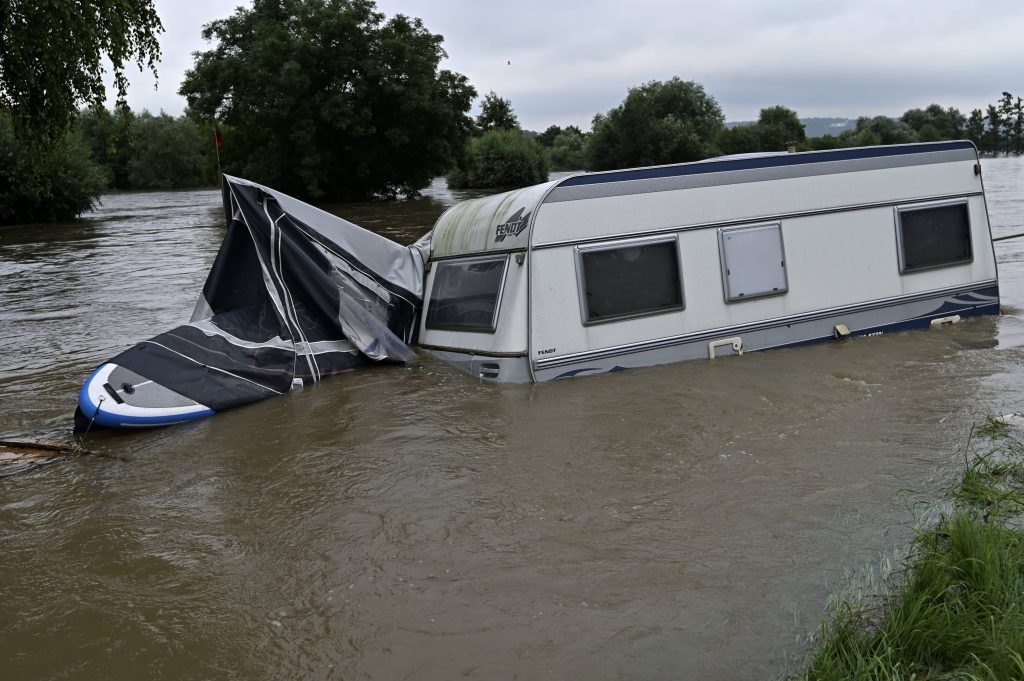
[78,363,215,429]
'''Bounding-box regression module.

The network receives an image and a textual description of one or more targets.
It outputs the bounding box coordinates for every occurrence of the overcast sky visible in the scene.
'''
[113,0,1024,131]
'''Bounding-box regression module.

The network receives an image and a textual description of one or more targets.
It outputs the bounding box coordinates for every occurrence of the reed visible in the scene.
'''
[792,417,1024,680]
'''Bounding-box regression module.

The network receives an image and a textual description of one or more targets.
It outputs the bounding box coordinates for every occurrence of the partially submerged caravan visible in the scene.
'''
[77,141,999,427]
[419,140,999,381]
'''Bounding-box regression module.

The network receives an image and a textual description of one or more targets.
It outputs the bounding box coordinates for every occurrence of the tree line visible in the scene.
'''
[451,83,1022,190]
[1,0,1021,225]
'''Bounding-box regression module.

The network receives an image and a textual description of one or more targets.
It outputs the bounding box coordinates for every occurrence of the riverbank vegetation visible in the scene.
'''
[2,0,1023,225]
[791,417,1024,680]
[178,0,476,202]
[446,92,548,189]
[0,0,162,224]
[0,110,108,224]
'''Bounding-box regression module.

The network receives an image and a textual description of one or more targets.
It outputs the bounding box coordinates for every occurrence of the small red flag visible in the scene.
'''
[214,127,224,148]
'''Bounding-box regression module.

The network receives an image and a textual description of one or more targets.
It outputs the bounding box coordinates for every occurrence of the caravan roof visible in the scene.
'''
[428,141,981,259]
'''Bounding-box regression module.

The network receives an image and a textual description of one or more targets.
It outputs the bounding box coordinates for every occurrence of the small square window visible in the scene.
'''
[897,201,972,273]
[577,238,684,324]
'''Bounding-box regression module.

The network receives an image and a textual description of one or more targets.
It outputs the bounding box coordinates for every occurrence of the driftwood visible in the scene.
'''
[0,438,99,476]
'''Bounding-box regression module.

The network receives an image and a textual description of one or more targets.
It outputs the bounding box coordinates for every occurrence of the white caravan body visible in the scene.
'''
[418,141,999,382]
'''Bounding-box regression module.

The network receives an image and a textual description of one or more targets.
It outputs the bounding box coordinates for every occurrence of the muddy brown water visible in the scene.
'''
[1,160,1023,680]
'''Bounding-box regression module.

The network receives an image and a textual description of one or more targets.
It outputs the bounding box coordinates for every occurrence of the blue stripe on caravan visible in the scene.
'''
[551,296,999,380]
[557,141,977,188]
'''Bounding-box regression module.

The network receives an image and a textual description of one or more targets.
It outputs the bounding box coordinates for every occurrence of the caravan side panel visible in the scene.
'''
[529,145,997,380]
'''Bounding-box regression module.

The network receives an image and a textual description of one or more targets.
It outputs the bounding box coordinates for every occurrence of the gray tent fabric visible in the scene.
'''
[75,176,426,429]
[222,175,427,299]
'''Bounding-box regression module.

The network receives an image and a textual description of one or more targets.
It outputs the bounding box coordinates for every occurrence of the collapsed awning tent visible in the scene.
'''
[76,176,427,429]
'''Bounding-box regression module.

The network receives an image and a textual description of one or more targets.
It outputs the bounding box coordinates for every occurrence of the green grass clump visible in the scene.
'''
[954,445,1024,523]
[974,414,1012,441]
[801,516,1024,680]
[793,426,1024,680]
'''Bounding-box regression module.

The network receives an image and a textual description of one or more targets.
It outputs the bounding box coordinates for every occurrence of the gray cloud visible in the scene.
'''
[114,0,1024,131]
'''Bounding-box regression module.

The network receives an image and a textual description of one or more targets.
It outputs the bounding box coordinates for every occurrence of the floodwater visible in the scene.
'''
[1,159,1023,680]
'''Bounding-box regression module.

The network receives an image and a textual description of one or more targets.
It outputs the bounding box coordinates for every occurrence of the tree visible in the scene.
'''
[716,124,762,155]
[1011,95,1024,155]
[476,91,519,133]
[77,106,136,189]
[585,78,724,171]
[900,104,964,141]
[985,104,1003,154]
[999,92,1015,154]
[0,1,162,146]
[965,109,986,150]
[537,125,563,148]
[547,128,587,170]
[180,0,476,201]
[0,1,163,223]
[755,105,805,150]
[840,116,917,147]
[0,111,107,224]
[127,112,210,189]
[447,129,548,189]
[799,135,842,151]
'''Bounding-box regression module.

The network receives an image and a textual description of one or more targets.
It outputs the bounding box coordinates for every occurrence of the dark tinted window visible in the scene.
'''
[580,240,683,323]
[899,202,972,272]
[426,256,508,332]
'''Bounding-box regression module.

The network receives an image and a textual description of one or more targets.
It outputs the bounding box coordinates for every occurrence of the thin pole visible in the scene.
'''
[214,124,223,187]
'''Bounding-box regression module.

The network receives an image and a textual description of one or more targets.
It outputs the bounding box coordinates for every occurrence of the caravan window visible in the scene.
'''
[718,224,788,302]
[425,255,508,333]
[897,201,973,273]
[576,238,684,324]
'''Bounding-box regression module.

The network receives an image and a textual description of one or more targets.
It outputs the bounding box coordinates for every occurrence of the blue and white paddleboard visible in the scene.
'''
[78,363,215,429]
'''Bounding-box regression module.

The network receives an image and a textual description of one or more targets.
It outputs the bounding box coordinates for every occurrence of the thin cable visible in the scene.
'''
[71,395,105,457]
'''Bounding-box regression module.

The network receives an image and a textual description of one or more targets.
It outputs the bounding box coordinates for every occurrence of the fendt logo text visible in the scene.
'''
[494,208,531,242]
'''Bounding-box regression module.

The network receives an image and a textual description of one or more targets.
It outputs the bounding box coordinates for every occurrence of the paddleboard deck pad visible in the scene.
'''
[78,363,216,428]
[75,176,424,430]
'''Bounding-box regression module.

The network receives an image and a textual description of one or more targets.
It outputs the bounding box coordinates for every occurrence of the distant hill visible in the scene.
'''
[725,117,857,138]
[800,117,857,138]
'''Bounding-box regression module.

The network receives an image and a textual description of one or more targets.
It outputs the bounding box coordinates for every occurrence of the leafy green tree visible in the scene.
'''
[0,0,163,223]
[798,135,842,151]
[0,111,107,225]
[715,107,803,155]
[716,124,762,155]
[546,128,587,170]
[999,92,1015,154]
[756,105,805,150]
[900,104,964,141]
[965,109,986,150]
[536,125,563,148]
[985,104,1003,154]
[447,129,548,189]
[916,123,943,142]
[77,106,136,189]
[476,91,519,133]
[0,0,162,144]
[180,0,476,201]
[840,116,917,147]
[585,78,724,171]
[127,112,210,189]
[1011,95,1023,155]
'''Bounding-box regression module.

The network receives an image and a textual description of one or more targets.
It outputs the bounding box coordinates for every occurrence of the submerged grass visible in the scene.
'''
[791,417,1024,681]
